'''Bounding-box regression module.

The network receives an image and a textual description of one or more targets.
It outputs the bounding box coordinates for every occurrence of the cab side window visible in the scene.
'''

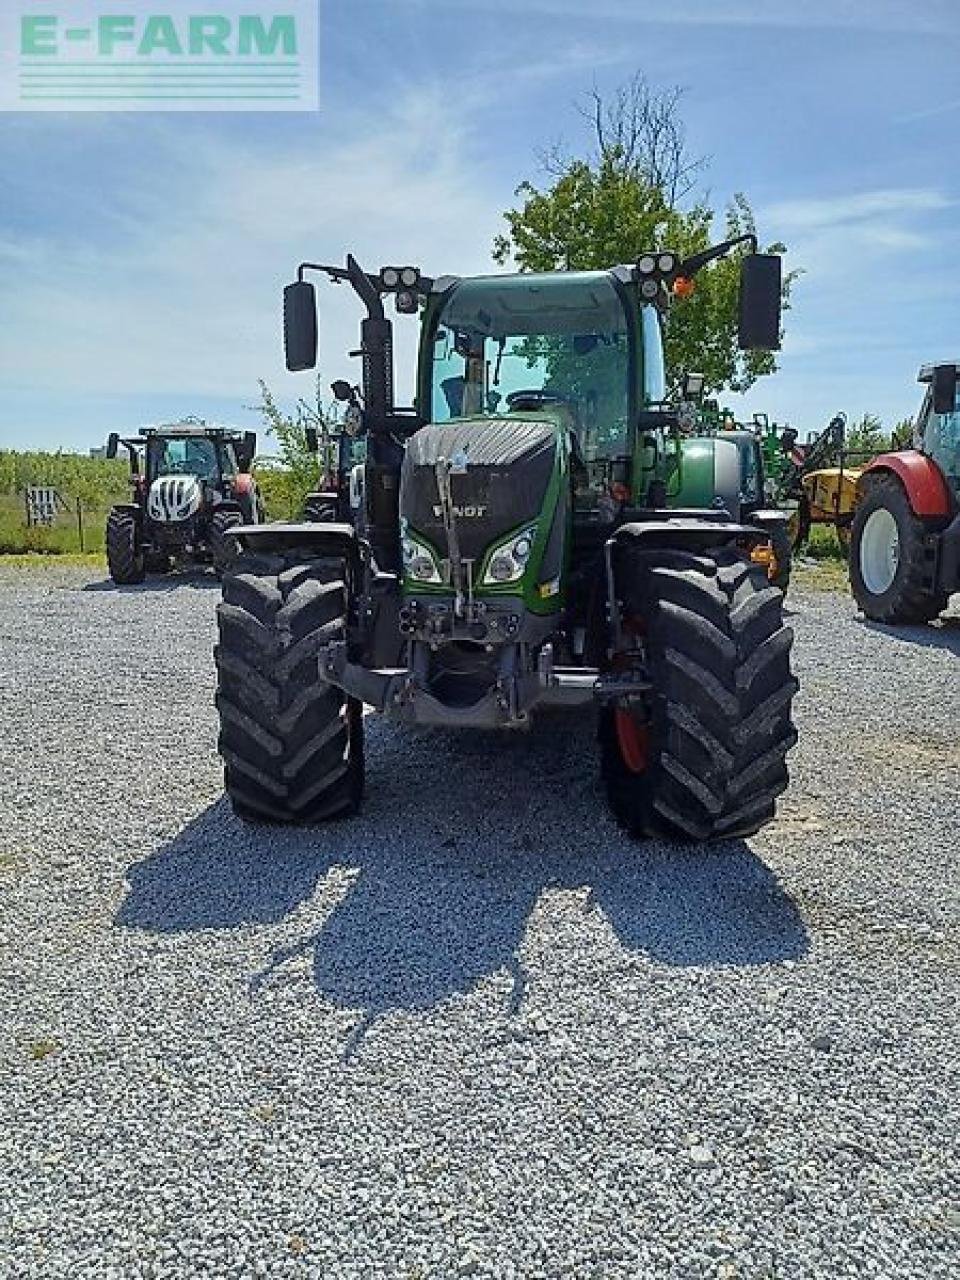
[931,386,960,477]
[641,306,666,404]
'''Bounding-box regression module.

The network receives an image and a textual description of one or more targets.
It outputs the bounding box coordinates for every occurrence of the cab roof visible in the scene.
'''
[138,425,242,438]
[918,362,960,382]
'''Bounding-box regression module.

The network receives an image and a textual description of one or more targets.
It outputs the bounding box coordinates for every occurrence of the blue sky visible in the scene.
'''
[1,0,958,451]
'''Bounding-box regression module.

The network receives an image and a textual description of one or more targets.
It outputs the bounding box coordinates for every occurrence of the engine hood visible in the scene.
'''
[147,474,204,523]
[399,415,562,562]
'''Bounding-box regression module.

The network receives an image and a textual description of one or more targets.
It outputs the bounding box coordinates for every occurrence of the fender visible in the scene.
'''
[228,520,359,563]
[857,451,952,518]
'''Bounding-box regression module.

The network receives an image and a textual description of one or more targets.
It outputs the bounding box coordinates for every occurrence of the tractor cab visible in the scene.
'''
[420,270,655,515]
[147,433,225,485]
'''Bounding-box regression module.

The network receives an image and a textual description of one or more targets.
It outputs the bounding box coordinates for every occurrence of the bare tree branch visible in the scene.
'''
[575,72,708,208]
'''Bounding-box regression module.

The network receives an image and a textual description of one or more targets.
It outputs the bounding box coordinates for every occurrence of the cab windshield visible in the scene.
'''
[430,272,632,459]
[149,436,220,480]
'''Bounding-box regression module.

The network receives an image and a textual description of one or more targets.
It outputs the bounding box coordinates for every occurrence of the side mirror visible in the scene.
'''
[283,281,318,372]
[331,379,354,402]
[932,364,958,415]
[237,431,256,471]
[304,426,319,453]
[106,432,119,459]
[737,254,782,351]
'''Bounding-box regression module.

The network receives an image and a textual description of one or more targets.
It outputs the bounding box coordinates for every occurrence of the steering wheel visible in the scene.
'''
[505,390,572,413]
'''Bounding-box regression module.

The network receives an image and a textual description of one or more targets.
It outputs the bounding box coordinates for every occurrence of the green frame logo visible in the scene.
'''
[3,2,318,111]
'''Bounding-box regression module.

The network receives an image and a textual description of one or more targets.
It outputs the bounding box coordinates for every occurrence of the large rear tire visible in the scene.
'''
[850,476,947,624]
[215,552,364,823]
[106,508,145,584]
[600,548,798,843]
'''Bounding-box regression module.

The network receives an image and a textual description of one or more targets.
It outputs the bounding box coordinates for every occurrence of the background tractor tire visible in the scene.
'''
[106,508,145,584]
[788,495,811,550]
[600,548,798,843]
[209,508,243,577]
[850,476,947,624]
[769,523,793,594]
[215,552,364,823]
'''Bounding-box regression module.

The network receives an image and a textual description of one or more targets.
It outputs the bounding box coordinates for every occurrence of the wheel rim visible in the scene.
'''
[615,710,649,774]
[859,507,900,595]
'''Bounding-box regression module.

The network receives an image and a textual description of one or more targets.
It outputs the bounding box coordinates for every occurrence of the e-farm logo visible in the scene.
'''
[1,3,318,111]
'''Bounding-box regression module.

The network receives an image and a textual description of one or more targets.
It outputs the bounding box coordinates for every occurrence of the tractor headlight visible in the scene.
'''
[402,532,442,584]
[482,524,538,586]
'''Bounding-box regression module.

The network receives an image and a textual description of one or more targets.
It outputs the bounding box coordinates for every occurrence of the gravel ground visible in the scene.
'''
[1,563,958,1280]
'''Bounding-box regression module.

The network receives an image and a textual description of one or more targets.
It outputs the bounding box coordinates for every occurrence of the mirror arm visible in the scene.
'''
[679,233,758,280]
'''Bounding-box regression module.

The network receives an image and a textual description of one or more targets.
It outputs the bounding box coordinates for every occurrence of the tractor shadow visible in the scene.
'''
[83,571,221,594]
[855,613,960,656]
[117,716,808,1043]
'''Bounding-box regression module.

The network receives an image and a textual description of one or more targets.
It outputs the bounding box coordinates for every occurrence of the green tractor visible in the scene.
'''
[213,241,798,842]
[679,401,795,590]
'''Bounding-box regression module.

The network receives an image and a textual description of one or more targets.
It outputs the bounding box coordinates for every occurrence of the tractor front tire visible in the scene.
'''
[600,548,798,843]
[850,476,947,624]
[106,508,145,585]
[215,552,364,823]
[210,508,243,577]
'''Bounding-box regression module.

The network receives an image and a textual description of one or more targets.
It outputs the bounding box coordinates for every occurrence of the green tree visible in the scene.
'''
[252,378,329,518]
[890,416,915,450]
[844,412,889,456]
[493,75,799,396]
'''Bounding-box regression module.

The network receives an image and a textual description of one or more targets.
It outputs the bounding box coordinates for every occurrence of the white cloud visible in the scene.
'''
[0,90,504,412]
[765,189,952,233]
[741,184,958,430]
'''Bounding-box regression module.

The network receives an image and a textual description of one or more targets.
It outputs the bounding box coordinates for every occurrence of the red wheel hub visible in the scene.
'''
[615,710,649,774]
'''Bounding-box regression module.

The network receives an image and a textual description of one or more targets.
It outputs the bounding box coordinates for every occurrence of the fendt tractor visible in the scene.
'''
[213,241,799,842]
[104,420,262,584]
[850,361,960,624]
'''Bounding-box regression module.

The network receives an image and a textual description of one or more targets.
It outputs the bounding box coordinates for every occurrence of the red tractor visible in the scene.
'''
[850,363,960,623]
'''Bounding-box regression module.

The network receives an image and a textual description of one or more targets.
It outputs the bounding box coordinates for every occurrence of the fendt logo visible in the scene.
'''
[432,505,489,519]
[1,3,319,112]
